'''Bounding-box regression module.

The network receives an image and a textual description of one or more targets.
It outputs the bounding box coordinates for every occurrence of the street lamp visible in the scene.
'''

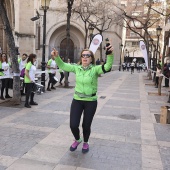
[41,0,51,88]
[88,24,94,45]
[119,44,123,71]
[149,38,153,68]
[125,49,129,62]
[156,26,162,65]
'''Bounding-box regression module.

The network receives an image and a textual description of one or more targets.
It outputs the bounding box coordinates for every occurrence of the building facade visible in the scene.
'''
[0,0,122,68]
[121,0,165,66]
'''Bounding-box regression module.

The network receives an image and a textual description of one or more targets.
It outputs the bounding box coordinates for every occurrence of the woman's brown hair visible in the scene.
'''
[79,49,95,65]
[27,53,36,65]
[0,53,8,63]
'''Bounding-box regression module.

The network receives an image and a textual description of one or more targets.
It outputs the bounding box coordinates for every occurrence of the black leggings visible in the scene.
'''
[60,72,64,83]
[70,99,97,142]
[1,78,10,97]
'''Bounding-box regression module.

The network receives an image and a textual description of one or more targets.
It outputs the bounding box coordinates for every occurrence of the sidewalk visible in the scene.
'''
[0,70,170,170]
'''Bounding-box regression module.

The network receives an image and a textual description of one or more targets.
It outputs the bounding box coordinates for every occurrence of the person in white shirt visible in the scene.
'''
[0,53,12,100]
[46,55,57,90]
[131,62,135,74]
[18,53,28,95]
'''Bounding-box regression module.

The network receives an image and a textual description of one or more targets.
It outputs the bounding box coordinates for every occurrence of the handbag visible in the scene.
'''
[20,68,25,77]
[52,76,58,85]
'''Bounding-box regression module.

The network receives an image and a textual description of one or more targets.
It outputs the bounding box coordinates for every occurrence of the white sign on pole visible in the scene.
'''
[89,34,103,54]
[139,41,148,69]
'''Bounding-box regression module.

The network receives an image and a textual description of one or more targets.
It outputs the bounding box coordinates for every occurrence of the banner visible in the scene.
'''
[139,41,148,69]
[89,34,103,54]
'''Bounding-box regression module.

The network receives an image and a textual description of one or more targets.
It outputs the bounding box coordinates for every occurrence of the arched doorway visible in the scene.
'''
[60,38,74,62]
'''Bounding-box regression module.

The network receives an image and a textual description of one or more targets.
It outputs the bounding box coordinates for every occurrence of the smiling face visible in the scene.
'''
[81,50,94,67]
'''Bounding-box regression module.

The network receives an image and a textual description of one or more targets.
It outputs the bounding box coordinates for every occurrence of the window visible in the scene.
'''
[130,21,141,27]
[132,42,139,47]
[130,31,140,37]
[132,11,142,16]
[168,18,170,23]
[148,30,156,36]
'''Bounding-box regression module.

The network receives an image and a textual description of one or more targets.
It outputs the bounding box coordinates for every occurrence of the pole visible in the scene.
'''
[41,8,47,88]
[156,35,160,65]
[89,34,93,46]
[119,48,122,71]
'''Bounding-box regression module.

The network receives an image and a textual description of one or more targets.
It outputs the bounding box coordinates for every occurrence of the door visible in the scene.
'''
[60,38,74,62]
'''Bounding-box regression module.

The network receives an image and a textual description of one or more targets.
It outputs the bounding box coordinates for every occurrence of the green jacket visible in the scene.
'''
[0,61,4,76]
[55,54,114,101]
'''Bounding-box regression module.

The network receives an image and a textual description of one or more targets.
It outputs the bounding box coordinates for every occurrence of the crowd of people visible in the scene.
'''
[0,53,72,105]
[3,46,170,155]
[122,61,147,73]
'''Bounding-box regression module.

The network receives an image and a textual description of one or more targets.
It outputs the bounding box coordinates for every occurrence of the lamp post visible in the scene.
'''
[88,24,94,46]
[149,38,153,69]
[125,49,128,62]
[41,0,50,87]
[119,44,123,71]
[156,26,162,65]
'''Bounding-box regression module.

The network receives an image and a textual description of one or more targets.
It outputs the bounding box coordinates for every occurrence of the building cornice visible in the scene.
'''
[15,32,35,38]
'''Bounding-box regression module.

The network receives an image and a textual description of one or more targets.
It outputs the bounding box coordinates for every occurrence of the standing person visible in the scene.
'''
[155,64,162,88]
[67,58,71,81]
[51,43,114,153]
[163,60,170,87]
[24,54,38,108]
[18,53,28,95]
[136,62,140,72]
[0,53,12,100]
[127,62,130,71]
[130,62,135,74]
[59,57,65,85]
[95,58,100,65]
[46,55,57,91]
[122,62,126,71]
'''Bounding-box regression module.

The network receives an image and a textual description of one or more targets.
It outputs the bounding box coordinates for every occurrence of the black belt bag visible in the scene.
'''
[75,91,96,98]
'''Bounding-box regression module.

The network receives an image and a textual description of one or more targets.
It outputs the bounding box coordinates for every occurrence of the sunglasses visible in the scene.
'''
[81,54,91,58]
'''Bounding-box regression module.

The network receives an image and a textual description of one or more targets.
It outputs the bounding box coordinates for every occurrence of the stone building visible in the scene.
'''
[0,0,122,68]
[120,0,165,66]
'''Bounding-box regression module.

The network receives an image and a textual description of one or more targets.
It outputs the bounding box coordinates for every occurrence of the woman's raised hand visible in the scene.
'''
[51,48,59,57]
[106,44,114,54]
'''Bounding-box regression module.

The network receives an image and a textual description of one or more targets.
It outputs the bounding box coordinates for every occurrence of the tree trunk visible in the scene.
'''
[99,31,103,61]
[147,70,152,80]
[0,1,20,104]
[158,76,163,95]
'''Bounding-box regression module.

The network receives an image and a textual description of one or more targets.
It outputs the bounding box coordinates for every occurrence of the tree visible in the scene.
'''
[114,0,168,79]
[64,0,74,87]
[73,0,120,60]
[114,0,170,94]
[72,0,93,48]
[0,0,20,104]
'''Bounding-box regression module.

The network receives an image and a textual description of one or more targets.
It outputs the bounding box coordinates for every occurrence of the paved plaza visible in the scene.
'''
[0,70,170,170]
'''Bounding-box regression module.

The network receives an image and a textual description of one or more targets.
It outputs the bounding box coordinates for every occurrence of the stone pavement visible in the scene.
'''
[0,70,170,170]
